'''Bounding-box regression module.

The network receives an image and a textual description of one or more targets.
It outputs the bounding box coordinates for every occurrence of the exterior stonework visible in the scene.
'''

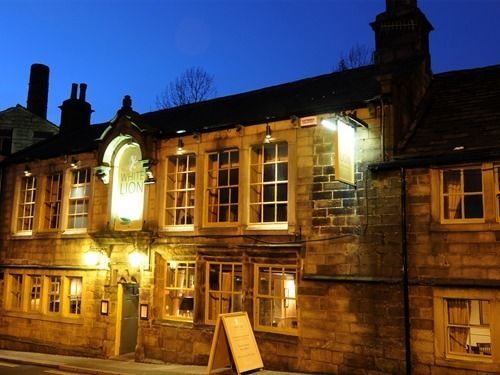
[1,1,500,374]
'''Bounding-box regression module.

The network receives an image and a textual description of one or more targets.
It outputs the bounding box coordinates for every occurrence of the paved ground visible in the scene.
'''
[0,350,308,375]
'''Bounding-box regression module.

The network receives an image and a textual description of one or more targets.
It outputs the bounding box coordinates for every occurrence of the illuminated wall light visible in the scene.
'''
[23,165,32,177]
[177,138,184,154]
[264,123,272,143]
[144,168,156,185]
[70,158,80,168]
[321,118,337,131]
[83,249,110,268]
[129,250,148,269]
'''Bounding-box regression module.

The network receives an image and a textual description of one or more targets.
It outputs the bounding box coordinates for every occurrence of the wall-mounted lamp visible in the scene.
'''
[23,165,32,177]
[83,248,110,269]
[144,168,156,185]
[264,123,272,143]
[95,165,110,184]
[70,158,80,168]
[177,138,184,154]
[129,249,148,269]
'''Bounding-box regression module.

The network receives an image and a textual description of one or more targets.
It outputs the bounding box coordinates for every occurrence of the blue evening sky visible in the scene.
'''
[1,0,500,124]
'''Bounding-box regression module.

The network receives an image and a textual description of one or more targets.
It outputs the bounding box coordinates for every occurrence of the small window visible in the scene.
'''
[48,276,61,313]
[249,143,288,224]
[164,261,195,320]
[207,150,239,224]
[445,298,491,357]
[44,173,63,230]
[0,128,13,155]
[255,265,297,334]
[68,277,82,315]
[441,167,484,222]
[29,275,42,312]
[10,274,23,310]
[17,176,37,232]
[206,262,243,324]
[165,154,196,226]
[68,168,91,229]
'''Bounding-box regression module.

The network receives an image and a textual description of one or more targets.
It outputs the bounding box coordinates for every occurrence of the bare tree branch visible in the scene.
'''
[156,66,217,109]
[334,44,374,72]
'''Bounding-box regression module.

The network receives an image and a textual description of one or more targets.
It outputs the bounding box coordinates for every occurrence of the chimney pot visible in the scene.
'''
[79,83,87,101]
[27,63,49,119]
[70,83,78,99]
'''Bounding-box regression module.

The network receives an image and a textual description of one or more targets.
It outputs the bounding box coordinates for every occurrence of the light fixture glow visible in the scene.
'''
[176,129,186,134]
[70,158,79,168]
[177,138,184,154]
[83,249,110,268]
[321,118,337,131]
[23,165,32,177]
[129,250,148,269]
[264,123,272,143]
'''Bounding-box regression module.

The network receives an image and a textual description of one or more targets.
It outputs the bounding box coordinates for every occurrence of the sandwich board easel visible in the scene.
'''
[207,312,263,374]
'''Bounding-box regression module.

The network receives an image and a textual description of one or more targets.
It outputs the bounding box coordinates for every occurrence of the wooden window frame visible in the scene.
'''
[164,261,196,321]
[67,277,82,315]
[67,168,91,230]
[254,264,298,335]
[16,176,37,233]
[165,154,196,228]
[205,149,239,225]
[440,166,484,224]
[249,142,288,228]
[43,173,63,230]
[29,274,42,312]
[205,262,243,324]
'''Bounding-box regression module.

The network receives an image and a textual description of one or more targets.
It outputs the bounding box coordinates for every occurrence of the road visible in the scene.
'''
[0,360,84,375]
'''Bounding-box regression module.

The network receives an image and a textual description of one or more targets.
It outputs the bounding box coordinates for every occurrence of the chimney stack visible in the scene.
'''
[59,83,93,134]
[27,63,49,119]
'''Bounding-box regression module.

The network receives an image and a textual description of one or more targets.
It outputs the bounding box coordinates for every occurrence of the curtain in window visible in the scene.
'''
[443,171,462,219]
[448,299,469,353]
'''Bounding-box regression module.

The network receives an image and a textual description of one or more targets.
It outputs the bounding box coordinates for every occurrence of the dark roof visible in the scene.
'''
[399,64,500,160]
[2,66,380,165]
[141,65,380,137]
[3,123,107,165]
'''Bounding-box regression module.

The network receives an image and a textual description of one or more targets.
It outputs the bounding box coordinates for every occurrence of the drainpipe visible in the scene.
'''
[400,167,411,375]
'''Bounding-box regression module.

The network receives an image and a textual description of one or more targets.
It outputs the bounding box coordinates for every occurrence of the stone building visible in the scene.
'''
[0,1,499,374]
[0,64,59,160]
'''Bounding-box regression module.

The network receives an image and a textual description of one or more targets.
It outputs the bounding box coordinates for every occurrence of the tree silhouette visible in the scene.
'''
[156,66,216,108]
[335,44,374,71]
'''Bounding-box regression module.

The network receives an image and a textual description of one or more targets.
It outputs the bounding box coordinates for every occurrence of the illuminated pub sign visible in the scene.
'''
[335,119,355,185]
[111,142,145,230]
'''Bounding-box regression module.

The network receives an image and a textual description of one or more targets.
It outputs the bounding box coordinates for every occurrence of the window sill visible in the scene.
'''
[435,356,498,373]
[161,225,194,232]
[12,231,33,238]
[3,310,84,325]
[431,222,500,232]
[245,223,288,231]
[63,228,88,236]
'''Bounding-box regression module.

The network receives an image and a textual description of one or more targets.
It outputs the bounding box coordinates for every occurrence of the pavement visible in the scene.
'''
[0,349,306,375]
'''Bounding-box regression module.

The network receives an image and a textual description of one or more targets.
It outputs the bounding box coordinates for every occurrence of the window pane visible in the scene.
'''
[464,195,484,218]
[443,170,461,194]
[464,169,482,193]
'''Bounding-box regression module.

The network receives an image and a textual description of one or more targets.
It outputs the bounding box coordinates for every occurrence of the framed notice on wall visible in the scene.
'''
[207,312,263,375]
[335,119,356,185]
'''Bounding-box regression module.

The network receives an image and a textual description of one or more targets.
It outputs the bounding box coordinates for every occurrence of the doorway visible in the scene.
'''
[119,283,139,354]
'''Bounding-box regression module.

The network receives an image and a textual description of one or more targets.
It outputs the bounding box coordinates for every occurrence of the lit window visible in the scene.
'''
[166,154,196,226]
[206,263,242,324]
[164,261,195,320]
[249,143,288,224]
[255,265,297,334]
[17,176,37,232]
[44,173,62,230]
[445,298,491,357]
[441,167,483,221]
[68,168,91,229]
[10,274,23,310]
[48,276,61,313]
[68,277,82,315]
[207,150,239,223]
[29,275,42,312]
